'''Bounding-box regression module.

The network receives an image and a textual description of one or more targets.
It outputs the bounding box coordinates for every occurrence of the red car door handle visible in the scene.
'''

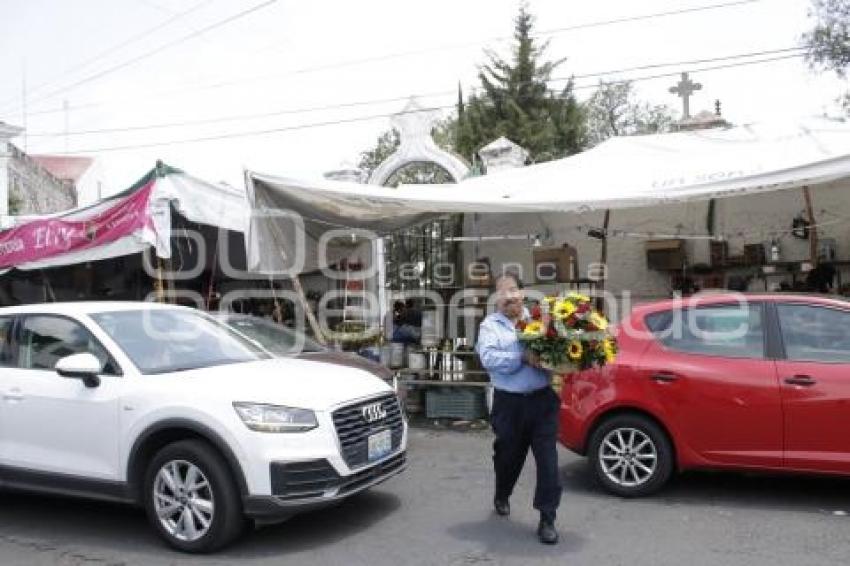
[784,375,817,386]
[651,372,679,383]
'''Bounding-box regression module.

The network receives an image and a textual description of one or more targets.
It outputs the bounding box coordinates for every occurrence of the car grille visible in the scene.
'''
[269,460,338,500]
[270,452,406,500]
[332,393,404,469]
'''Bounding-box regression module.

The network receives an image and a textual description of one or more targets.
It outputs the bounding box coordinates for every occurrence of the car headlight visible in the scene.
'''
[233,402,318,433]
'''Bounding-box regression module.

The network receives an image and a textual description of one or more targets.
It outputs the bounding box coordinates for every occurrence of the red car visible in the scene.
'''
[559,293,850,496]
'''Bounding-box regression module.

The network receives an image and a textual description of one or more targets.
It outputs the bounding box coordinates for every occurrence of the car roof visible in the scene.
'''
[0,301,196,317]
[629,292,850,319]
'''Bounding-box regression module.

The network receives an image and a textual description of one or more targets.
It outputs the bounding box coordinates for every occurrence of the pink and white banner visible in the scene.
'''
[0,181,156,269]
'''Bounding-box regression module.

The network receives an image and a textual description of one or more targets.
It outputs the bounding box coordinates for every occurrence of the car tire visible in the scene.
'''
[143,439,245,553]
[588,413,674,497]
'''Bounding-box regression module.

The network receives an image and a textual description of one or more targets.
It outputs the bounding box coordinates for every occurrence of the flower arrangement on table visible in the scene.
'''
[515,292,617,393]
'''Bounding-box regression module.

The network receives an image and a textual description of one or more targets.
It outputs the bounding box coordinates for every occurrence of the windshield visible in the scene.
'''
[90,309,271,374]
[221,315,326,356]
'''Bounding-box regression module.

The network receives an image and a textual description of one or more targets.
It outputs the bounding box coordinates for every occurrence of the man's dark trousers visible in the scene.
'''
[490,387,561,521]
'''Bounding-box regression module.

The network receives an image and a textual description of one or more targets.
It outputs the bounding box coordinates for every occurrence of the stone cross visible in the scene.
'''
[668,72,702,119]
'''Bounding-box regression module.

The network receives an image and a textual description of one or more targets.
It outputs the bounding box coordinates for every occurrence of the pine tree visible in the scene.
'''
[455,5,585,164]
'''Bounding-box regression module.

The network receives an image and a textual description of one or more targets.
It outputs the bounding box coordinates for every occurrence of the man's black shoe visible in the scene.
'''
[537,520,559,545]
[493,498,510,516]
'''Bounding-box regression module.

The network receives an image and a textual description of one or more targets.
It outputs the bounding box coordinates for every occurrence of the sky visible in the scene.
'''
[0,0,847,194]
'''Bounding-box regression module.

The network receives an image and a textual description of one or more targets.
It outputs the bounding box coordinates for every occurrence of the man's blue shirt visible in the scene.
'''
[475,311,549,393]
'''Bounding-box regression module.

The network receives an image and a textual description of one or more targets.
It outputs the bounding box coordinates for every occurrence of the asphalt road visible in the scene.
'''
[1,428,850,566]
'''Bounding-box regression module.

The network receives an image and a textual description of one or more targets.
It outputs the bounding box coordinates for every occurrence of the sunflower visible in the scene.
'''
[567,340,583,361]
[588,311,609,331]
[552,300,577,321]
[566,291,591,303]
[523,320,545,336]
[602,339,616,363]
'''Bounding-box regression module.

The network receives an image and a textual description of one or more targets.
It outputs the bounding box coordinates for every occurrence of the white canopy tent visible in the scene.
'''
[246,117,850,274]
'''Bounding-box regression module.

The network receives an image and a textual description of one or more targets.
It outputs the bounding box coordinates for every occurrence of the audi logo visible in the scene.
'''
[361,402,388,423]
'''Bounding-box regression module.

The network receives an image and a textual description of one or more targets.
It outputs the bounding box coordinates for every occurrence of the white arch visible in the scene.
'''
[368,97,470,187]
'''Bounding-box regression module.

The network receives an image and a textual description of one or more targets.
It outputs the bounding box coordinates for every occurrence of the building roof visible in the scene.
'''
[30,155,94,183]
[0,121,24,139]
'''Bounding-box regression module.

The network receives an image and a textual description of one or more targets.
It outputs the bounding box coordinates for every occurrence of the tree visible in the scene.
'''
[358,128,400,178]
[803,0,850,76]
[455,5,585,163]
[357,5,584,176]
[585,80,676,147]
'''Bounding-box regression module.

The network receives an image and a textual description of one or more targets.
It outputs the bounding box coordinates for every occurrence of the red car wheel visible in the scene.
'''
[588,413,674,497]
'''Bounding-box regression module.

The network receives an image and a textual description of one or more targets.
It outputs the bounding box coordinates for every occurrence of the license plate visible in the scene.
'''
[367,429,392,461]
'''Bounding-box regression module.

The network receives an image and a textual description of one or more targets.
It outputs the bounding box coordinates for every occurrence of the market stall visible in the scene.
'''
[246,117,850,418]
[0,161,253,307]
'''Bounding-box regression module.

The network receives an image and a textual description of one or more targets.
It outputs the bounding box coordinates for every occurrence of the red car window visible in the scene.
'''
[777,304,850,363]
[645,304,764,359]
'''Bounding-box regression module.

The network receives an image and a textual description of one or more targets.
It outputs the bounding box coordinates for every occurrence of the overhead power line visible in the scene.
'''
[40,51,805,155]
[26,46,804,138]
[25,91,453,137]
[535,0,761,36]
[567,46,804,82]
[15,0,279,111]
[8,0,763,116]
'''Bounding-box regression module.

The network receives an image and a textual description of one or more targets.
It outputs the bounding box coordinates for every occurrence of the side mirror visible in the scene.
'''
[55,353,102,388]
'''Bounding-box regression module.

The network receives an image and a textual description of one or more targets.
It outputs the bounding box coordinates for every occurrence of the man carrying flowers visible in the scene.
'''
[475,273,561,545]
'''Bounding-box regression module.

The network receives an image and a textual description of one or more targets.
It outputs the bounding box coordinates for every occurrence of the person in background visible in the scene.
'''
[475,273,561,545]
[806,261,836,294]
[404,298,423,327]
[390,300,421,344]
[384,300,404,342]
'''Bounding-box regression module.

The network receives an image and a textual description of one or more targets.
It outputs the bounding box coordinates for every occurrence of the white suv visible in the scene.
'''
[0,302,407,552]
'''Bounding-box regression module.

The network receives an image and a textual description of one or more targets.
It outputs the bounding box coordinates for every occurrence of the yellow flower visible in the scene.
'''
[602,339,616,363]
[567,340,583,361]
[544,296,558,305]
[552,300,577,320]
[566,291,591,303]
[589,311,609,330]
[523,321,544,336]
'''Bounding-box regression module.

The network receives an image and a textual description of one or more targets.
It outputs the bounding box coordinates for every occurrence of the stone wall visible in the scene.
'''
[6,144,76,215]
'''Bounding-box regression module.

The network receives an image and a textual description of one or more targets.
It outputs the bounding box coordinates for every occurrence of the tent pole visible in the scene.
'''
[291,274,327,346]
[206,237,220,311]
[163,257,176,303]
[40,270,56,302]
[267,276,283,324]
[155,258,166,303]
[802,185,818,268]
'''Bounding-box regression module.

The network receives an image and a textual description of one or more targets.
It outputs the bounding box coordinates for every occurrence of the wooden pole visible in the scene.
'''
[291,274,327,346]
[596,209,611,311]
[802,185,819,267]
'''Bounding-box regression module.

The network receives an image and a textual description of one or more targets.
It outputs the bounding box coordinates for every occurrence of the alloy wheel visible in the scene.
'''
[153,460,215,542]
[598,427,658,488]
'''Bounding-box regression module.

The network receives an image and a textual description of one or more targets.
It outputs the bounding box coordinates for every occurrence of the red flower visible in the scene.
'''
[566,314,579,327]
[516,320,527,331]
[531,305,542,320]
[586,323,598,332]
[577,303,591,314]
[546,325,557,338]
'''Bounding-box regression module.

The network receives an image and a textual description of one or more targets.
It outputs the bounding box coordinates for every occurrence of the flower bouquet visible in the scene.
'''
[515,292,617,393]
